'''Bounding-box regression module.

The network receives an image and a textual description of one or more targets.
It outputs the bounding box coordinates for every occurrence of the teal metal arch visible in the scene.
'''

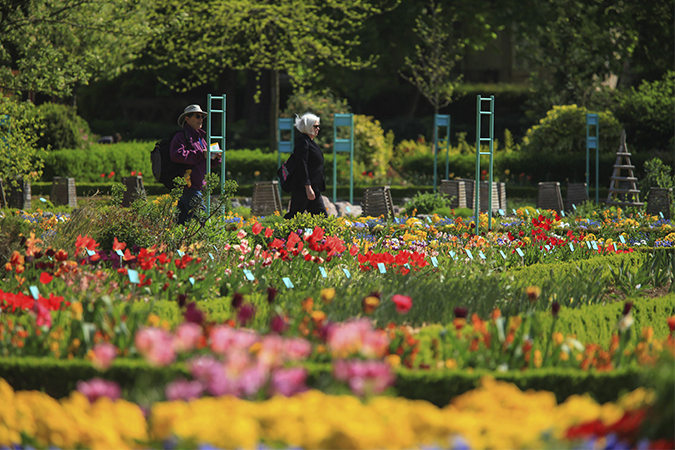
[206,94,227,216]
[333,114,354,204]
[586,113,599,203]
[433,114,451,192]
[474,95,495,232]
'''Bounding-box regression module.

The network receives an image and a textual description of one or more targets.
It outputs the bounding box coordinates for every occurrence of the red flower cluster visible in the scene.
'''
[357,250,428,275]
[0,288,68,313]
[565,409,673,449]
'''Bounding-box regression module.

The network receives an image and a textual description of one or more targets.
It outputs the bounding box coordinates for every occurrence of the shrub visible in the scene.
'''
[353,115,394,179]
[0,98,45,190]
[615,71,675,153]
[282,89,350,151]
[641,157,674,193]
[36,102,92,150]
[283,91,393,180]
[402,192,453,215]
[520,105,622,155]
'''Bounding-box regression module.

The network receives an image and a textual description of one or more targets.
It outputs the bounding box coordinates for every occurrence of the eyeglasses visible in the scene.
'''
[191,114,206,120]
[313,124,320,129]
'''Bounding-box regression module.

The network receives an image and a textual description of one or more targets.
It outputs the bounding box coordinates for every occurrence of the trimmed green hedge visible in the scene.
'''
[533,295,675,345]
[0,357,188,399]
[0,357,649,405]
[508,252,649,285]
[395,367,647,406]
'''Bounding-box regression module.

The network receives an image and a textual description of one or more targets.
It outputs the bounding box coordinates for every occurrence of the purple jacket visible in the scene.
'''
[169,125,216,190]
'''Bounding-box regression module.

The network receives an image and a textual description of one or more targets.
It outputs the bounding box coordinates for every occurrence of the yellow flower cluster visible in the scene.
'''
[0,379,147,449]
[2,377,649,450]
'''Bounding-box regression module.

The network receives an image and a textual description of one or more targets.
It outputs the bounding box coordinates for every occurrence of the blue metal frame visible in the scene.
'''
[206,94,227,216]
[586,113,599,203]
[474,95,495,232]
[433,114,451,192]
[333,114,354,204]
[277,118,294,198]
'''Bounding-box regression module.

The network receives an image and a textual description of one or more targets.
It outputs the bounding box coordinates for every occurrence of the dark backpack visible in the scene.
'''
[151,129,193,190]
[277,152,298,193]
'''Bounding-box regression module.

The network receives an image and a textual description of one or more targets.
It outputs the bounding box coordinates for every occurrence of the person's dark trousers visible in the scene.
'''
[177,187,206,225]
[284,189,328,219]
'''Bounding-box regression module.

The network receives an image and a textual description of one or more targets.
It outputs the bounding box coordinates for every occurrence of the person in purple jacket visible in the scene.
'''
[170,104,218,225]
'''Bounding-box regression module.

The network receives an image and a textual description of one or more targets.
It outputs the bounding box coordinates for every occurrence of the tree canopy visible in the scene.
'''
[0,0,152,97]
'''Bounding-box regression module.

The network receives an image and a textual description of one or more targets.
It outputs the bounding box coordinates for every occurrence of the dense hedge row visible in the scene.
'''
[396,150,664,185]
[40,143,353,185]
[0,357,647,405]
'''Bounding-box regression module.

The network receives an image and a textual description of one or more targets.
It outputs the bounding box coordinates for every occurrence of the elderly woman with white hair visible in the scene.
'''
[284,112,327,219]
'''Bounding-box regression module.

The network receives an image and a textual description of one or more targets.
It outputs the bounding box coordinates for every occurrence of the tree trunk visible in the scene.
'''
[269,69,279,152]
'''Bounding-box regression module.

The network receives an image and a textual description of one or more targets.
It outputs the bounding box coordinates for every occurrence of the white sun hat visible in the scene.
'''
[178,104,207,126]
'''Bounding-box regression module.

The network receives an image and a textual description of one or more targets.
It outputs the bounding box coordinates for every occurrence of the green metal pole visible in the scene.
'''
[474,95,481,231]
[333,127,337,204]
[488,95,495,229]
[349,116,354,205]
[206,94,212,216]
[433,119,438,193]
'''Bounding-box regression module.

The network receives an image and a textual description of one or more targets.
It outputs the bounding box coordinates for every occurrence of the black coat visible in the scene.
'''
[292,133,325,192]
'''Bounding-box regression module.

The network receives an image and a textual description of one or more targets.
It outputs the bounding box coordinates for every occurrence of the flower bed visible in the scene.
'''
[1,376,671,450]
[1,204,674,449]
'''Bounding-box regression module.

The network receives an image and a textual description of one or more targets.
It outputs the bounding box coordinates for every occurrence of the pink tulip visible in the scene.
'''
[92,342,117,370]
[173,322,202,353]
[165,378,204,401]
[77,378,121,403]
[270,367,308,397]
[135,327,175,366]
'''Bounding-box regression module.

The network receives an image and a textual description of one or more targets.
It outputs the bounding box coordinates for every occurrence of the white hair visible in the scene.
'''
[294,112,320,135]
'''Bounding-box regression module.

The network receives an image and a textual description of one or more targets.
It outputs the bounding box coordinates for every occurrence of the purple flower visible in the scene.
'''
[237,303,256,326]
[177,293,188,308]
[267,286,278,304]
[165,378,204,401]
[231,292,244,309]
[270,314,287,334]
[77,378,121,403]
[551,301,560,317]
[454,307,468,319]
[622,301,633,316]
[270,367,308,397]
[184,302,205,325]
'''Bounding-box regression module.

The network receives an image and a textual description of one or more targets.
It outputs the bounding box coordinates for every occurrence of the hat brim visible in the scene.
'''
[177,109,207,126]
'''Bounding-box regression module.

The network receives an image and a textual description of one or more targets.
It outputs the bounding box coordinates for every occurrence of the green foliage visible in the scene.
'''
[0,356,647,405]
[352,115,394,179]
[41,141,154,183]
[0,212,33,264]
[282,89,351,151]
[146,0,383,93]
[0,356,188,399]
[520,105,622,155]
[400,0,465,113]
[615,72,675,153]
[395,367,646,406]
[403,192,453,215]
[35,103,92,150]
[640,354,675,441]
[0,0,152,97]
[641,158,674,192]
[532,295,675,347]
[0,98,45,189]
